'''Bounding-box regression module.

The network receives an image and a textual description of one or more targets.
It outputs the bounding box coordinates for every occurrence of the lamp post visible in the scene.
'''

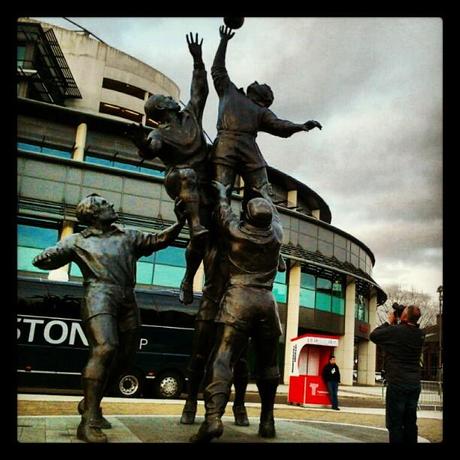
[436,285,443,382]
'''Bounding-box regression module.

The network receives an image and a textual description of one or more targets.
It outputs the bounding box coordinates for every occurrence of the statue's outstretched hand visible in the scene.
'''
[32,251,51,267]
[303,120,322,131]
[186,32,203,59]
[219,25,235,41]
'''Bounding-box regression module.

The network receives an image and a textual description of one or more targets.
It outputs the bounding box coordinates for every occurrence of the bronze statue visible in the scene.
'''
[32,193,185,443]
[127,32,251,428]
[127,32,210,306]
[190,180,284,443]
[211,26,322,207]
[180,225,250,427]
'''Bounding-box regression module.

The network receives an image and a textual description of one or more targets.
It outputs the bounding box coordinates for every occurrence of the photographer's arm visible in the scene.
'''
[369,322,395,346]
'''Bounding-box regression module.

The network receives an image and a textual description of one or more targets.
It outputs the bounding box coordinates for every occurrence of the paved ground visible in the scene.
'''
[17,385,443,444]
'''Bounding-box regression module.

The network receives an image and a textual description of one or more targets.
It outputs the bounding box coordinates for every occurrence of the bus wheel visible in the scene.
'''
[154,372,183,399]
[116,371,143,398]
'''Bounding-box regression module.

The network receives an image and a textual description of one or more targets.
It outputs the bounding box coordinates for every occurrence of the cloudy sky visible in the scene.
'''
[35,17,443,301]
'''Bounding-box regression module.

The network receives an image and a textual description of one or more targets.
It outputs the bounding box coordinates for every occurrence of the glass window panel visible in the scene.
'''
[153,264,186,288]
[139,253,156,264]
[17,142,42,153]
[85,155,112,166]
[351,243,360,256]
[355,295,369,321]
[318,227,333,243]
[140,167,165,178]
[316,277,332,291]
[300,272,315,290]
[318,240,333,257]
[41,147,71,159]
[17,142,71,159]
[70,263,83,278]
[273,283,287,303]
[332,280,343,294]
[334,234,347,249]
[136,261,154,284]
[17,45,26,66]
[18,225,57,249]
[299,287,315,308]
[299,222,318,237]
[332,296,344,315]
[334,246,346,262]
[155,246,186,267]
[113,161,139,172]
[18,247,47,272]
[275,270,286,284]
[316,292,331,311]
[351,254,359,267]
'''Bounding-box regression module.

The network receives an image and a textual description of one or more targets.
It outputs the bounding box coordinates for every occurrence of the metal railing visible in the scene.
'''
[419,380,443,410]
[381,380,443,411]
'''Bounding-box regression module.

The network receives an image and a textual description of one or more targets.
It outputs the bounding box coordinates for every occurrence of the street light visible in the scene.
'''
[436,285,443,382]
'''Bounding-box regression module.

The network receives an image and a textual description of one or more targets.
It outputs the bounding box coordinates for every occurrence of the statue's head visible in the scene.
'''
[76,193,118,226]
[246,81,274,108]
[144,94,181,122]
[243,197,273,228]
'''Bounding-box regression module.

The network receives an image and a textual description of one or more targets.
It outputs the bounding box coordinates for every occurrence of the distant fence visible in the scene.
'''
[381,380,443,410]
[419,380,443,410]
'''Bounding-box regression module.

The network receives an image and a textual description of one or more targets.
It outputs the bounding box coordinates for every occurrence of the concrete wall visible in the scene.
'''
[44,24,180,116]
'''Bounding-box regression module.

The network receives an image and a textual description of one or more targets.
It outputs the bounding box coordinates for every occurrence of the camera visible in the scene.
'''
[392,302,405,320]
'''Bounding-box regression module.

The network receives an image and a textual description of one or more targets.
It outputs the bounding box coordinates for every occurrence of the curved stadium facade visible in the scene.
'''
[17,18,386,386]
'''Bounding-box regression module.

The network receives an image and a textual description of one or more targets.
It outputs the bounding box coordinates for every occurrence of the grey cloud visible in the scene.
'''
[31,17,442,300]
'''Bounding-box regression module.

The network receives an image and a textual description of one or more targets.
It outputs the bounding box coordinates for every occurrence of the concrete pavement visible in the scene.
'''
[17,388,442,443]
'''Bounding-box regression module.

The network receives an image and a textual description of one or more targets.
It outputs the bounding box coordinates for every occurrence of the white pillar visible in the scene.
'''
[193,261,205,293]
[335,277,356,385]
[357,291,378,385]
[238,175,245,197]
[142,91,149,125]
[48,221,74,282]
[73,123,87,162]
[311,209,320,219]
[283,262,301,384]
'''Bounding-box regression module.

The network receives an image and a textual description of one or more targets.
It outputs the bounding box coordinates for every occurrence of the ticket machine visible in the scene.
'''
[287,333,340,406]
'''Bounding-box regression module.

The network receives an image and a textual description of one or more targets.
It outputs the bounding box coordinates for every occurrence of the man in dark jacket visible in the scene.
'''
[322,356,341,410]
[369,305,425,443]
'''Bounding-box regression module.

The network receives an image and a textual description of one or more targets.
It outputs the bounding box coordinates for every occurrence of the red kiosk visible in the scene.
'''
[287,333,340,407]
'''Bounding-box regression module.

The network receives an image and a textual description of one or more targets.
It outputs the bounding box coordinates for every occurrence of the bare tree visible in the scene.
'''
[377,284,438,328]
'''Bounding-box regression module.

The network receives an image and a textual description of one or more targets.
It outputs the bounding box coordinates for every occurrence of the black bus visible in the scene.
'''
[17,276,200,399]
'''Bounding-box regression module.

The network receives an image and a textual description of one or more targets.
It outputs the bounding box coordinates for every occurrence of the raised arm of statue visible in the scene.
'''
[211,26,235,96]
[134,204,186,257]
[186,32,208,122]
[211,180,239,236]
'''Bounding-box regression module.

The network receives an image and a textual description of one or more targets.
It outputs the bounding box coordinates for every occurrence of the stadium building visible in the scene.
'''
[17,18,387,388]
